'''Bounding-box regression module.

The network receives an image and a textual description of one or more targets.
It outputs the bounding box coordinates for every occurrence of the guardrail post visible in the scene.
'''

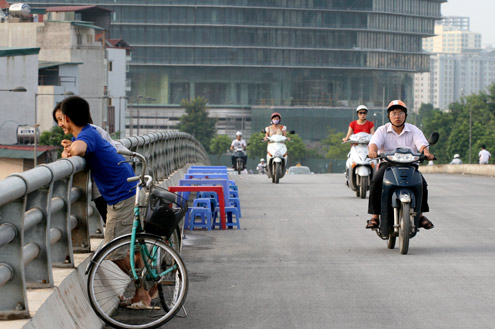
[0,199,30,319]
[49,178,74,267]
[88,200,104,238]
[24,186,52,288]
[70,171,91,253]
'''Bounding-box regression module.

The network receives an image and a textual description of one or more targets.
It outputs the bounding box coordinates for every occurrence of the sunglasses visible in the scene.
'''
[358,112,368,115]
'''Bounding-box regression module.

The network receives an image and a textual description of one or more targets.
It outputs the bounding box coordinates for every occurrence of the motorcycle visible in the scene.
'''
[257,164,267,175]
[370,132,439,255]
[344,132,375,199]
[266,134,288,184]
[233,147,246,174]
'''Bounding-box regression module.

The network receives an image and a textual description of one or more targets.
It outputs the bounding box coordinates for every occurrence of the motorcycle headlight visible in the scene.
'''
[358,137,370,144]
[386,153,420,163]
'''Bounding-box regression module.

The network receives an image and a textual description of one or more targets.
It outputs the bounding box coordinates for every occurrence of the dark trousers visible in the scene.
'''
[94,196,108,223]
[368,162,429,215]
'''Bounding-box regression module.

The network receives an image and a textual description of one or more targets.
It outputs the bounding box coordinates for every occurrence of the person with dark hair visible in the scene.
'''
[54,96,154,308]
[365,100,435,230]
[52,102,130,223]
[478,145,491,164]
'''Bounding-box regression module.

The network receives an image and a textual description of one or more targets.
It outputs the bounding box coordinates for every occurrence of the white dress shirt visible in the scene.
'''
[370,122,428,154]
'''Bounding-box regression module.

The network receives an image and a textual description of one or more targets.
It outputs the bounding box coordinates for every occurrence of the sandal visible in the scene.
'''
[419,216,434,230]
[366,218,379,229]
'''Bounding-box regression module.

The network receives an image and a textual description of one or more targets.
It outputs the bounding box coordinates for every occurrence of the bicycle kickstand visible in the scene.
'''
[175,305,188,318]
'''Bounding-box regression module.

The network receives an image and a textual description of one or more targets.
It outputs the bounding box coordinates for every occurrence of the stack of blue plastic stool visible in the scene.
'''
[187,199,212,230]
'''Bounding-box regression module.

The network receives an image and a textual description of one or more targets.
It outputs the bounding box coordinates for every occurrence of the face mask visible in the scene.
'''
[272,119,280,124]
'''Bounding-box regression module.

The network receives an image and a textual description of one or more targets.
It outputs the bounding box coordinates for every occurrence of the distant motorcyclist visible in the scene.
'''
[264,113,288,140]
[342,105,375,142]
[450,154,463,165]
[230,131,247,168]
[256,158,267,174]
[366,100,435,230]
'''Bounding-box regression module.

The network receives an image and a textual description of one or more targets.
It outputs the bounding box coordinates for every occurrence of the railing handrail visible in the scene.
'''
[0,131,208,320]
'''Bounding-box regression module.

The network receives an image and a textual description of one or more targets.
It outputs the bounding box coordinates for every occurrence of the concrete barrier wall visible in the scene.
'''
[419,164,495,177]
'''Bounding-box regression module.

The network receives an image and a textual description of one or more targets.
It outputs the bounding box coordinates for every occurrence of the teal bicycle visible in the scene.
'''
[86,151,188,329]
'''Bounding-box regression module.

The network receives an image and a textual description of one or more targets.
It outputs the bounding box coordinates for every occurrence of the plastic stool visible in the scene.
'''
[188,207,212,230]
[212,206,240,229]
[198,191,218,201]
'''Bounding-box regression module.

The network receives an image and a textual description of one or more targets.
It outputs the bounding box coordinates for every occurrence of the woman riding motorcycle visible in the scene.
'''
[264,112,288,140]
[342,105,375,142]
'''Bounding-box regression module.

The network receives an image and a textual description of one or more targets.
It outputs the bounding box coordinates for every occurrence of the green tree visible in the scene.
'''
[321,129,348,159]
[286,133,306,165]
[39,126,72,146]
[246,132,266,160]
[209,135,232,161]
[416,83,495,163]
[178,97,216,152]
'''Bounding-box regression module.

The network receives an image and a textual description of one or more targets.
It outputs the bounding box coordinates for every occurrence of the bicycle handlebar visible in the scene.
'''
[118,150,149,187]
[127,176,140,183]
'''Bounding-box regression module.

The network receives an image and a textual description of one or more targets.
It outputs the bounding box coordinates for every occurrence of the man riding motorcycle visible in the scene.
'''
[230,131,247,169]
[257,158,267,174]
[366,100,435,230]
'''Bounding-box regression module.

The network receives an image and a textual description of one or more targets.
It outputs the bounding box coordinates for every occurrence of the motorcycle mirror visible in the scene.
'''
[428,132,439,145]
[289,130,296,134]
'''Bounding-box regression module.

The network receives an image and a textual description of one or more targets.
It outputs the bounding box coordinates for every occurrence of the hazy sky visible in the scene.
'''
[441,0,495,46]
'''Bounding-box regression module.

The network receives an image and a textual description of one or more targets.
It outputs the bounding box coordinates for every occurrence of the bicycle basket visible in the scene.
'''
[144,189,186,238]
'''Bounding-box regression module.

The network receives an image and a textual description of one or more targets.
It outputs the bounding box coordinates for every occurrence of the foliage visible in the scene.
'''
[415,83,495,163]
[209,135,232,159]
[286,133,306,165]
[178,97,216,152]
[246,132,266,160]
[39,126,72,146]
[321,129,349,160]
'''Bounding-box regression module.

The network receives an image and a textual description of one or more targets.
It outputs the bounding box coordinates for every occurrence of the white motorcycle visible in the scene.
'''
[344,132,376,199]
[266,135,288,184]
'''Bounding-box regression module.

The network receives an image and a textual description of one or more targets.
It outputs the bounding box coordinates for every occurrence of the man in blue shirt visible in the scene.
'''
[54,96,153,308]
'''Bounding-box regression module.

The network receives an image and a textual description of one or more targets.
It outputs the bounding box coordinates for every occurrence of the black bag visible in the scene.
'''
[144,189,185,238]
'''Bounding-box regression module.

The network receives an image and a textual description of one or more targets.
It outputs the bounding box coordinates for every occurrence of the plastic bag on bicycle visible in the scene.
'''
[144,189,183,238]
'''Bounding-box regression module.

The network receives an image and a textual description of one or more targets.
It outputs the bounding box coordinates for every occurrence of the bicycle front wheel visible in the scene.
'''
[87,235,188,329]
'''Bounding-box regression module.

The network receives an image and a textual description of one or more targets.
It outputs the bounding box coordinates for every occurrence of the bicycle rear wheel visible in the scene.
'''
[87,235,188,329]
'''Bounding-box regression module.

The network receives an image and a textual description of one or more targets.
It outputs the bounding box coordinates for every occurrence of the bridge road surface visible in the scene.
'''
[165,173,495,329]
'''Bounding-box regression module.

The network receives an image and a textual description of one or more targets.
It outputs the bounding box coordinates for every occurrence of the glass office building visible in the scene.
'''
[27,0,445,109]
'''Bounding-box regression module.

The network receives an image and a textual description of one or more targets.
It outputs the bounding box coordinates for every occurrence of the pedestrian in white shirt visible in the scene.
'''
[478,145,491,164]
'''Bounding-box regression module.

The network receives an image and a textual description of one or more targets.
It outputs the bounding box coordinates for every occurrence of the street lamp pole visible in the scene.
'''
[469,103,472,164]
[382,85,385,126]
[136,95,143,136]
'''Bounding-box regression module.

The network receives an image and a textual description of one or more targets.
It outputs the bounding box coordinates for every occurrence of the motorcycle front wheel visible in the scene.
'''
[274,162,281,184]
[399,202,411,255]
[360,177,368,199]
[236,158,243,174]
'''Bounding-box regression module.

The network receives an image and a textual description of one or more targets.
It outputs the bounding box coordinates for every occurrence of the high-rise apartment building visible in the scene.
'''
[413,16,495,112]
[25,0,444,136]
[423,24,481,54]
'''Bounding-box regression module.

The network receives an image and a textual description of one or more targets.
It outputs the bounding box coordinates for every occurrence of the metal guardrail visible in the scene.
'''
[0,131,208,320]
